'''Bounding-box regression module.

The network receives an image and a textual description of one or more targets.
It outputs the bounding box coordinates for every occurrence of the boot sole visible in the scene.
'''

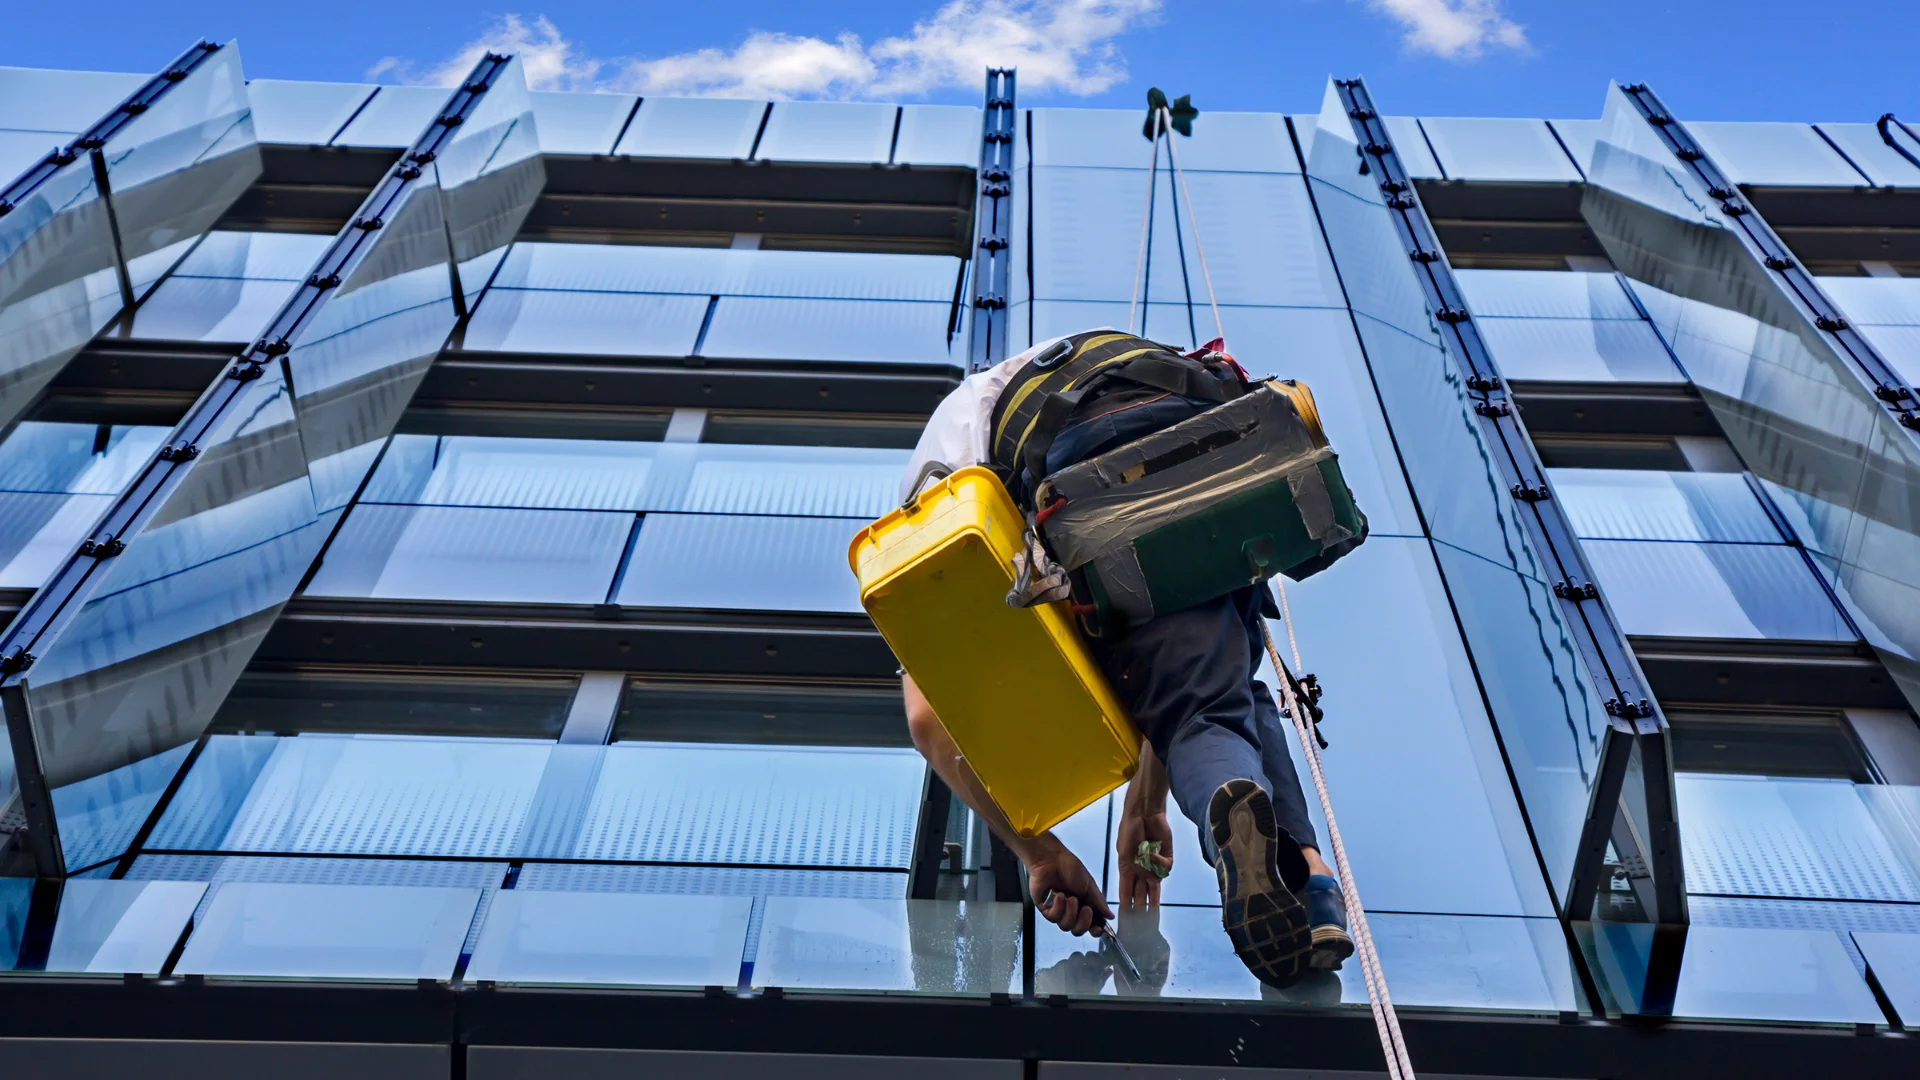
[1310,924,1355,970]
[1211,779,1311,989]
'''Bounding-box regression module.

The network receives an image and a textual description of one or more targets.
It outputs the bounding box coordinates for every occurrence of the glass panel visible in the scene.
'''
[677,444,903,517]
[461,289,709,357]
[576,743,923,866]
[1549,469,1780,542]
[528,90,635,155]
[616,680,908,747]
[893,105,979,168]
[1036,908,1575,1011]
[208,670,578,738]
[1549,120,1600,176]
[1030,166,1343,308]
[123,275,302,342]
[1670,926,1882,1024]
[98,44,261,277]
[1853,931,1920,1026]
[304,504,632,604]
[755,101,895,164]
[697,298,957,366]
[0,67,147,132]
[1684,121,1869,188]
[173,882,479,979]
[434,56,543,267]
[0,421,168,493]
[1454,269,1639,321]
[1383,116,1441,179]
[0,492,114,588]
[1817,275,1920,326]
[1852,323,1920,386]
[490,243,963,302]
[1582,539,1854,641]
[149,734,551,856]
[613,513,863,613]
[1476,315,1685,383]
[468,891,751,987]
[614,97,766,159]
[331,85,448,147]
[518,863,902,897]
[1813,123,1920,188]
[0,130,62,180]
[753,898,1021,995]
[1418,117,1582,182]
[170,230,333,280]
[244,80,376,145]
[1029,109,1300,173]
[1679,776,1920,901]
[0,879,205,974]
[1668,710,1875,781]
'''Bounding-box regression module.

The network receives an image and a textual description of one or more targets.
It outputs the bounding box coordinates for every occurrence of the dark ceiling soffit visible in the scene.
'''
[418,354,960,416]
[0,976,1906,1080]
[1335,78,1687,952]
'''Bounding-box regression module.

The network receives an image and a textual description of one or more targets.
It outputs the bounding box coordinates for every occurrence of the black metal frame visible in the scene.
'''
[1618,85,1920,418]
[1330,80,1686,948]
[965,69,1017,375]
[0,54,519,878]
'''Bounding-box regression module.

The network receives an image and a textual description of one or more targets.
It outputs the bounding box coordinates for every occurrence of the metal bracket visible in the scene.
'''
[76,538,124,559]
[1554,580,1599,601]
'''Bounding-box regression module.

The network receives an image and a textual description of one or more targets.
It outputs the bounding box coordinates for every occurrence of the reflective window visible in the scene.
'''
[1814,123,1920,188]
[245,80,377,145]
[305,504,634,605]
[517,862,905,899]
[613,513,864,612]
[1853,931,1920,1026]
[1817,275,1920,326]
[1455,270,1639,321]
[753,898,1021,995]
[170,230,333,281]
[468,891,751,987]
[529,91,636,155]
[123,276,303,343]
[332,85,449,148]
[697,298,957,367]
[0,423,167,589]
[1478,316,1684,383]
[756,101,896,164]
[209,670,579,739]
[614,97,766,159]
[0,129,67,179]
[1550,469,1781,543]
[893,105,979,168]
[1582,540,1854,641]
[0,67,147,132]
[489,243,963,303]
[1418,117,1582,182]
[1851,323,1920,385]
[1383,115,1441,178]
[1671,926,1883,1024]
[460,289,709,357]
[1680,777,1920,902]
[1548,119,1600,175]
[174,882,479,980]
[1684,121,1871,187]
[0,879,206,974]
[1029,109,1300,174]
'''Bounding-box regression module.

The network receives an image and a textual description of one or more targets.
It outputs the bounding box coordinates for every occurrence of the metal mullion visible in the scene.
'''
[1333,79,1678,929]
[966,68,1017,375]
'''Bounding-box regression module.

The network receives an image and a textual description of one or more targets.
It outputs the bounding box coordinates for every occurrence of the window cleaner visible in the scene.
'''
[851,90,1415,1074]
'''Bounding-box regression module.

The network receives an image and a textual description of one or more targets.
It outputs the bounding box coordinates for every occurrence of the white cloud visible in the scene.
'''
[1359,0,1530,60]
[369,1,1161,100]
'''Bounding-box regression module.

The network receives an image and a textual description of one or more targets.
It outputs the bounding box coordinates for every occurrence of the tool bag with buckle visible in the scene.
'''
[990,330,1368,636]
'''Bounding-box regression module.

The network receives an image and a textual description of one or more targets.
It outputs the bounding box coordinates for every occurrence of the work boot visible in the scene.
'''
[1306,874,1354,970]
[1209,779,1311,989]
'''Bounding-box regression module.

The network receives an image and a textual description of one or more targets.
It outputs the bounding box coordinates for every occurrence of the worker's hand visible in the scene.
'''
[1116,806,1174,908]
[1026,840,1111,936]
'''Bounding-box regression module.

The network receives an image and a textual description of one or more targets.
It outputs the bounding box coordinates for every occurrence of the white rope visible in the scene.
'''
[1266,576,1417,1080]
[1157,107,1226,349]
[1127,112,1164,336]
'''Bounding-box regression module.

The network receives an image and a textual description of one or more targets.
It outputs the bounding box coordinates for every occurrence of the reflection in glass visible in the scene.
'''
[1550,470,1780,543]
[1417,117,1582,182]
[124,275,302,342]
[488,242,964,302]
[1582,540,1853,641]
[753,898,1020,995]
[614,513,863,612]
[1475,315,1684,384]
[893,105,979,168]
[305,504,633,605]
[331,86,447,147]
[1455,269,1640,321]
[1028,109,1300,173]
[209,670,578,738]
[528,91,635,155]
[173,882,479,979]
[1683,122,1869,188]
[756,101,896,164]
[1814,123,1920,188]
[697,298,957,367]
[1671,926,1882,1024]
[0,68,148,133]
[1678,776,1920,902]
[460,289,709,357]
[1853,931,1920,1026]
[243,80,376,145]
[518,862,905,899]
[469,891,751,987]
[614,97,766,160]
[616,679,908,747]
[0,879,205,974]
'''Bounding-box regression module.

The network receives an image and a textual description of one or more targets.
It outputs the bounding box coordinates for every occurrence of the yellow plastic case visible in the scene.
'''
[849,466,1139,839]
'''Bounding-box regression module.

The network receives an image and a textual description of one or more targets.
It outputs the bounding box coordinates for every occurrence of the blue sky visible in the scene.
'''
[5,1,1915,123]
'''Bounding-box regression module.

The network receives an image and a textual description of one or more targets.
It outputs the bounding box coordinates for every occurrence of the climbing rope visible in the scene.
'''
[1128,87,1418,1078]
[1267,577,1416,1080]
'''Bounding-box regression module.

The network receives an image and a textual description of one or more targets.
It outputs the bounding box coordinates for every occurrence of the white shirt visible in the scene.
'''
[897,335,1074,504]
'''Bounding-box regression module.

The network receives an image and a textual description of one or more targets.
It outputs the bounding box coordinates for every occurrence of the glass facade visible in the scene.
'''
[3,46,1920,1075]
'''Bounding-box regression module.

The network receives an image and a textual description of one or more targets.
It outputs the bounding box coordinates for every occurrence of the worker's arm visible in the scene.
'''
[1116,739,1174,908]
[903,676,1111,935]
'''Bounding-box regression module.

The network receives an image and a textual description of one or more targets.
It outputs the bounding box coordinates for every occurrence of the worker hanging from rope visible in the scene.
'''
[857,84,1415,1074]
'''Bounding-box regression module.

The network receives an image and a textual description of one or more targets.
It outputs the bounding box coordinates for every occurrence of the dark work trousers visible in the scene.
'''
[1044,393,1321,862]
